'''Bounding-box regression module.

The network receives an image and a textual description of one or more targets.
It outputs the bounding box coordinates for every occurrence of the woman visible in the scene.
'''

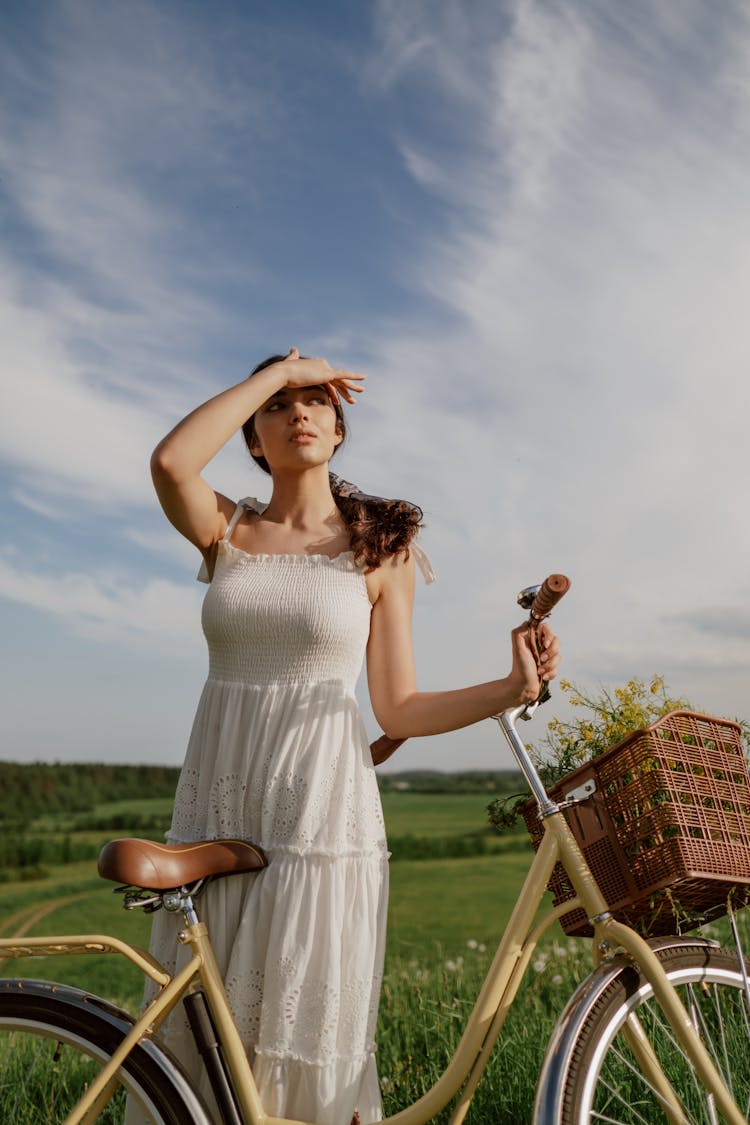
[142,348,560,1125]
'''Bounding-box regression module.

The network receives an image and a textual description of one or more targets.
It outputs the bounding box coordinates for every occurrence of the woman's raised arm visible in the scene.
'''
[151,361,290,550]
[366,555,560,740]
[150,349,363,551]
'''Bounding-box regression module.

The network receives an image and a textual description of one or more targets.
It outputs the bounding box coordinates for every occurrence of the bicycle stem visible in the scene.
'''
[494,705,558,818]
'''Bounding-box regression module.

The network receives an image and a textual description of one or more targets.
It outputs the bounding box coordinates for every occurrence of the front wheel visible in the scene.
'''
[542,943,750,1125]
[0,978,213,1124]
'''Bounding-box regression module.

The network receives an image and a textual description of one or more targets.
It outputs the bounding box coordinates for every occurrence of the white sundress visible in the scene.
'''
[133,497,429,1125]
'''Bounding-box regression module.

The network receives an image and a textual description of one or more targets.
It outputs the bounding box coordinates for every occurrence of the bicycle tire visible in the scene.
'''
[0,978,214,1124]
[553,944,750,1124]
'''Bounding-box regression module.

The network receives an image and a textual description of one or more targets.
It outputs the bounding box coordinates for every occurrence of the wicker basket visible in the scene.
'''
[522,711,750,937]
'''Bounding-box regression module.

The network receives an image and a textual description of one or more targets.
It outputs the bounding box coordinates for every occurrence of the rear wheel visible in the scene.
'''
[0,980,213,1124]
[559,945,750,1124]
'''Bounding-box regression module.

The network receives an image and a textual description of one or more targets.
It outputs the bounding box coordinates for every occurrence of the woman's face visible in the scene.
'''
[250,386,343,473]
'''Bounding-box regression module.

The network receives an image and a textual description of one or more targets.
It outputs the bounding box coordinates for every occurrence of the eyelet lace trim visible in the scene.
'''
[167,758,387,856]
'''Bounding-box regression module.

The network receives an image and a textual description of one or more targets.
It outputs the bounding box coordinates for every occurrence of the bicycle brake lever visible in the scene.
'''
[527,615,552,709]
[517,584,541,611]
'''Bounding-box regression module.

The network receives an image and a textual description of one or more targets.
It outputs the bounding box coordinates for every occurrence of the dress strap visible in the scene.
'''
[197,498,267,583]
[222,498,257,542]
[412,542,436,585]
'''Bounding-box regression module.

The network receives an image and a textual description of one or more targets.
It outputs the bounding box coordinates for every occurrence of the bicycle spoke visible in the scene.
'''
[687,984,727,1123]
[594,1037,691,1124]
[555,947,750,1125]
[0,985,211,1125]
[651,991,716,1111]
[588,1043,671,1124]
[0,1031,119,1122]
[590,1112,651,1125]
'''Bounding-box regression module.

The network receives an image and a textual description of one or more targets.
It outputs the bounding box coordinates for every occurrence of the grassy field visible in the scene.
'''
[1,791,534,959]
[4,781,750,1122]
[380,791,502,837]
[0,788,578,1122]
[30,796,175,832]
[388,852,532,953]
[0,853,538,1000]
[33,792,501,836]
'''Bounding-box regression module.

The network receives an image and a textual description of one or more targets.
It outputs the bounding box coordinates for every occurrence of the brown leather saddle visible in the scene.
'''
[98,837,268,892]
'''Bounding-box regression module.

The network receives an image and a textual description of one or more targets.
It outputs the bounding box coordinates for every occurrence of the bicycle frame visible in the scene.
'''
[0,704,746,1125]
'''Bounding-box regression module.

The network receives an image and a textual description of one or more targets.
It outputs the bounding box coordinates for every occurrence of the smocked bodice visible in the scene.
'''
[201,540,372,690]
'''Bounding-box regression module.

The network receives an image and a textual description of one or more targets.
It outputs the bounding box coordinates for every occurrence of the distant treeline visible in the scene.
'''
[0,762,181,824]
[377,770,524,794]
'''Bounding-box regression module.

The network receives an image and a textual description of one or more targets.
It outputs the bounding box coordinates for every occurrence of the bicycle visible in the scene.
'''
[1,574,750,1124]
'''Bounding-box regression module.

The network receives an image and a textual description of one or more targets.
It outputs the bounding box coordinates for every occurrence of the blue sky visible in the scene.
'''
[2,0,749,771]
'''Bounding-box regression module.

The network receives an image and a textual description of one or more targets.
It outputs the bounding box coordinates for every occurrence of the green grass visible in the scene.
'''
[31,792,507,836]
[0,793,541,991]
[0,790,569,1122]
[378,937,590,1123]
[6,789,750,1122]
[381,792,502,838]
[0,1029,132,1124]
[0,890,152,1011]
[0,847,567,1123]
[0,865,102,918]
[388,852,534,953]
[0,852,534,974]
[88,797,174,820]
[0,849,541,1011]
[30,796,175,832]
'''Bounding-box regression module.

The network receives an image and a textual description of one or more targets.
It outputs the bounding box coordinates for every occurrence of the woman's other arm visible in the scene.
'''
[366,555,560,740]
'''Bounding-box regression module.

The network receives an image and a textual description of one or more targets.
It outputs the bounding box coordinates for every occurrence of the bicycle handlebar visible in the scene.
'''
[528,574,571,621]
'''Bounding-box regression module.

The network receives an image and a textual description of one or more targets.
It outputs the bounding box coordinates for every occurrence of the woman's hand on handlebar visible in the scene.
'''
[268,347,366,406]
[508,620,560,706]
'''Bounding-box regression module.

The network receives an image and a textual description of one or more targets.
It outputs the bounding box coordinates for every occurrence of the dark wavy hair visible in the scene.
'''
[241,354,423,570]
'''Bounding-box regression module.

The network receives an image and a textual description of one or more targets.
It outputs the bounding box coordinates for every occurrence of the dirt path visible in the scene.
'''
[0,891,93,941]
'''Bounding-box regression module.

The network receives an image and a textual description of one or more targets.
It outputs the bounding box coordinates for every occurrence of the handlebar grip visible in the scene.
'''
[530,574,570,619]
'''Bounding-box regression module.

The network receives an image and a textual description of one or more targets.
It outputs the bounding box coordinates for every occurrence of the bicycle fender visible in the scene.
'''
[532,937,719,1125]
[0,977,214,1125]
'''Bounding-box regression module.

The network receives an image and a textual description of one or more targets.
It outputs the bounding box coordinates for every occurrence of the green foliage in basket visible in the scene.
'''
[487,676,690,833]
[535,676,692,786]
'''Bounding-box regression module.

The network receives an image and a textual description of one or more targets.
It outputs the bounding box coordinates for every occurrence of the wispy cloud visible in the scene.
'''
[355,0,750,739]
[2,0,749,767]
[0,1,274,298]
[0,1,283,515]
[367,2,750,499]
[680,608,750,645]
[0,553,203,652]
